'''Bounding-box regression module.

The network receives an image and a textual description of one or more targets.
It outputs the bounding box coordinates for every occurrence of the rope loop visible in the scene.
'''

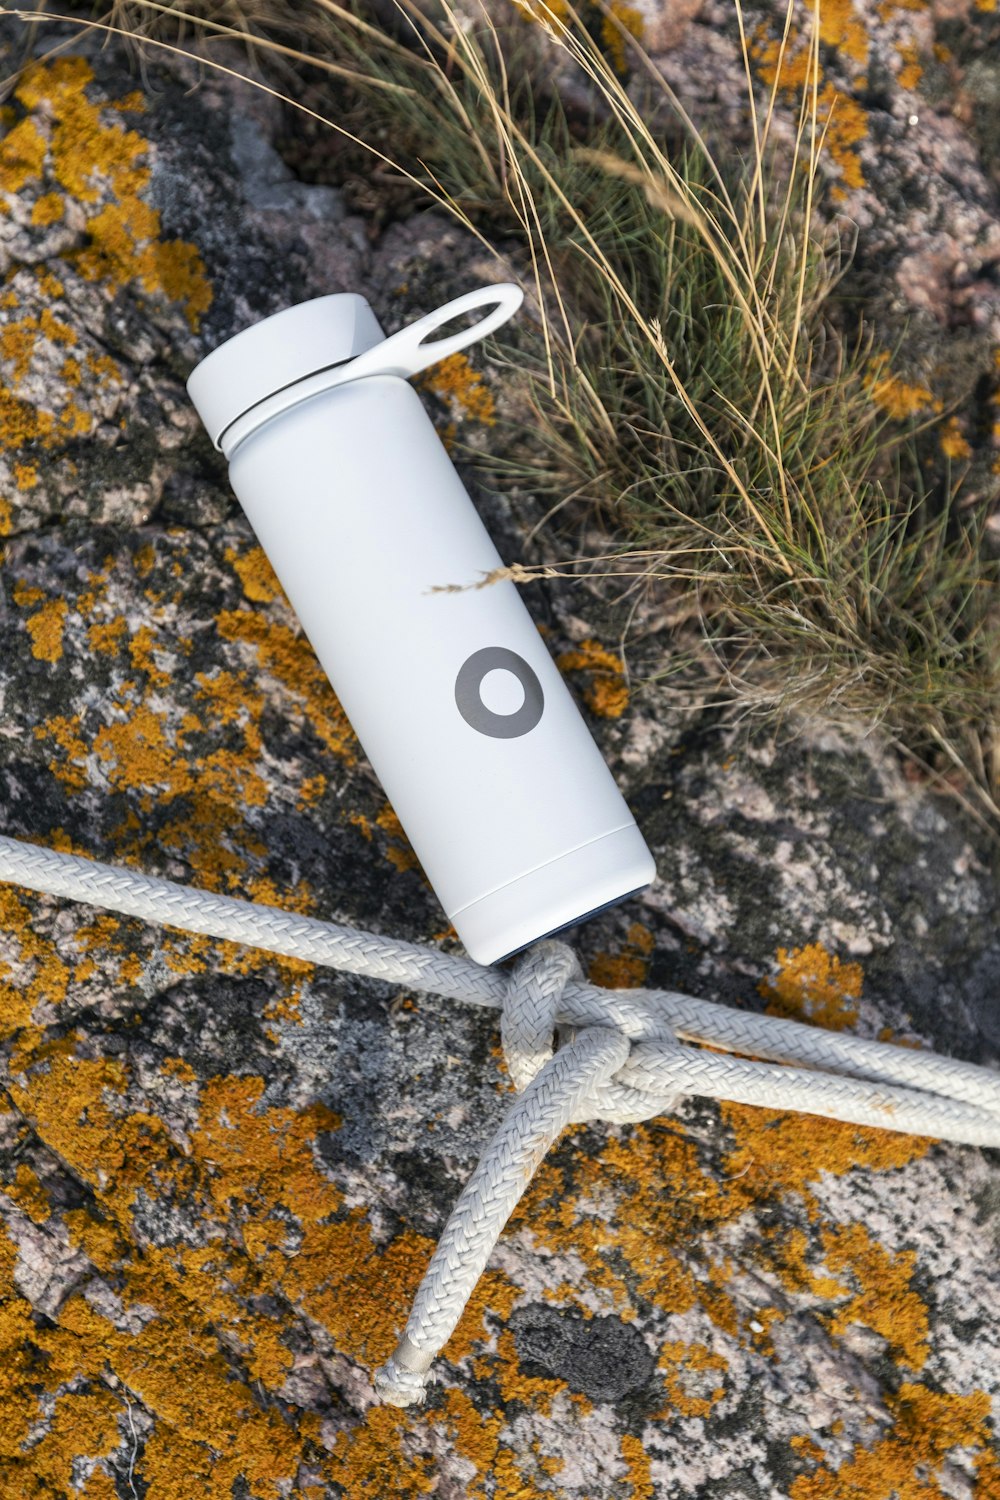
[502,940,680,1125]
[502,938,580,1091]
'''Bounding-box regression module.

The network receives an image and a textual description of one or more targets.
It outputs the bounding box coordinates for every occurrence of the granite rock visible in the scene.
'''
[0,16,998,1500]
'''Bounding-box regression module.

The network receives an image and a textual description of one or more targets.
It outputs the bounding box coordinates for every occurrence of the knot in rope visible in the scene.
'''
[2,836,999,1410]
[375,943,685,1406]
[501,939,680,1124]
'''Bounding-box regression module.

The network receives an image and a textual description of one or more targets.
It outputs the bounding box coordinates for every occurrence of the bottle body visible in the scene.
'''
[227,374,654,963]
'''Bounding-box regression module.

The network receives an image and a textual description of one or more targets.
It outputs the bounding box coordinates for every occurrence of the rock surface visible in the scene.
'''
[0,14,997,1500]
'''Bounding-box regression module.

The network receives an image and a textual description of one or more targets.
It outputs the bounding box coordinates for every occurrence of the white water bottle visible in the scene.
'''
[186,284,655,964]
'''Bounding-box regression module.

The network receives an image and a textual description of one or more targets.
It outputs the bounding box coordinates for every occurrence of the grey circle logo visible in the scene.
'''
[454,646,544,739]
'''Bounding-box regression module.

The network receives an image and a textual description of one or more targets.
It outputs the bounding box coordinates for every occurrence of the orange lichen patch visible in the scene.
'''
[191,1075,341,1223]
[128,623,173,688]
[375,802,422,875]
[0,497,12,534]
[23,594,306,893]
[790,1382,997,1500]
[589,921,655,988]
[162,1057,197,1084]
[514,0,571,23]
[296,772,327,808]
[419,352,496,426]
[30,190,65,225]
[33,710,91,793]
[1,311,64,383]
[895,40,922,90]
[719,1098,930,1196]
[770,1217,930,1370]
[87,614,128,654]
[76,561,113,618]
[328,1405,438,1496]
[95,702,194,800]
[215,609,357,766]
[0,116,48,193]
[132,541,156,576]
[13,579,55,609]
[348,809,373,840]
[437,1387,506,1485]
[556,636,630,717]
[940,415,972,461]
[224,543,283,604]
[24,596,68,661]
[40,307,75,344]
[514,0,645,73]
[1,56,211,331]
[820,1222,929,1369]
[35,269,65,301]
[816,0,869,64]
[751,27,869,192]
[656,1340,727,1419]
[617,1428,656,1488]
[0,385,56,449]
[64,1207,125,1272]
[13,461,38,490]
[192,665,261,729]
[1,1058,369,1494]
[57,397,93,438]
[600,0,645,73]
[864,352,942,419]
[772,1224,846,1299]
[6,1162,51,1222]
[790,1432,826,1463]
[517,1124,726,1319]
[759,942,862,1031]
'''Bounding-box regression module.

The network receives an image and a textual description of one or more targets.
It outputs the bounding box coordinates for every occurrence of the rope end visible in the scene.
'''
[373,1335,434,1407]
[373,1354,429,1408]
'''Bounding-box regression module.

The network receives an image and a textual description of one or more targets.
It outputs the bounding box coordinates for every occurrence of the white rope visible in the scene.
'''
[0,833,998,1406]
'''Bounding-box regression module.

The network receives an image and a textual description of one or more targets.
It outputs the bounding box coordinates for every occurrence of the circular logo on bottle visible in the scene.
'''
[454,646,544,739]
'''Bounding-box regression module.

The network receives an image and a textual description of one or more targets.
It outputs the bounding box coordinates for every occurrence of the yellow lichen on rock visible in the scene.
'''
[865,352,942,419]
[556,636,630,717]
[940,414,972,461]
[619,1430,655,1498]
[599,0,645,74]
[214,609,358,768]
[512,0,643,72]
[589,920,655,987]
[5,57,211,329]
[224,543,284,604]
[790,1383,998,1499]
[375,802,423,874]
[419,351,496,427]
[759,941,862,1030]
[655,1341,728,1419]
[820,1222,929,1370]
[24,596,68,661]
[751,21,869,192]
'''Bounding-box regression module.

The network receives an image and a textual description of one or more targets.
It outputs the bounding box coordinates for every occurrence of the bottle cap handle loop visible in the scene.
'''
[341,283,524,384]
[217,283,524,455]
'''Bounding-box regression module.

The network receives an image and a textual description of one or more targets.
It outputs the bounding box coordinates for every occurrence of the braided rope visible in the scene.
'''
[1,834,998,1407]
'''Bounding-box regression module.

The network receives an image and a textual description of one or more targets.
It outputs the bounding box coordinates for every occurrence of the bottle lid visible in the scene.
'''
[187,293,386,449]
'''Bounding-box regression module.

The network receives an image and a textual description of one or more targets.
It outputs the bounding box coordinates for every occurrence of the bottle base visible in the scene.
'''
[449,823,656,967]
[488,885,650,966]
